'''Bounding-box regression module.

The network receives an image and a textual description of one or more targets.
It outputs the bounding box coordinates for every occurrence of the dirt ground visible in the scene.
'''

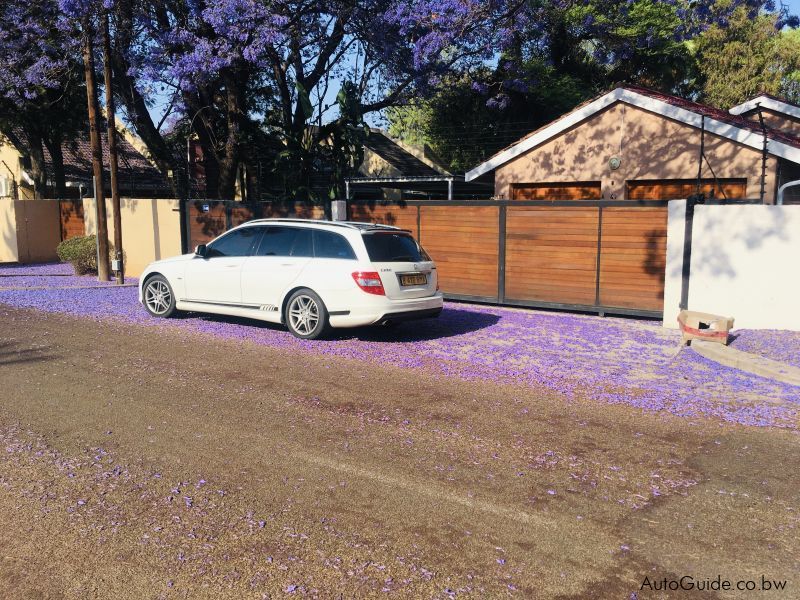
[0,305,798,599]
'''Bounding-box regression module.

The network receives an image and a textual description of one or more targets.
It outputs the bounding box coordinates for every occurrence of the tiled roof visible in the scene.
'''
[729,93,800,120]
[625,86,800,148]
[50,131,169,190]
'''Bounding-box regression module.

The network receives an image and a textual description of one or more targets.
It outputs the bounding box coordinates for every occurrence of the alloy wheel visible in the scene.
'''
[287,294,319,335]
[145,280,172,315]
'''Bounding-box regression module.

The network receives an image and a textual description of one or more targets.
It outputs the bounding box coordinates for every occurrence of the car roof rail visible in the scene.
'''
[245,218,358,229]
[338,221,404,231]
[244,218,406,232]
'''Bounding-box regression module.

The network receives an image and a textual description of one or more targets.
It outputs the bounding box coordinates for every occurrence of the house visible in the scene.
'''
[0,130,170,200]
[729,93,800,137]
[729,93,800,203]
[465,86,800,204]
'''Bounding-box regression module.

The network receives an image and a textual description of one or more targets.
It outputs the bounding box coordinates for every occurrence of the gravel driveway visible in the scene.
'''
[2,263,800,598]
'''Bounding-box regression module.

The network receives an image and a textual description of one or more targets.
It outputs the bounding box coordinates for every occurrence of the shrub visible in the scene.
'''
[56,235,111,275]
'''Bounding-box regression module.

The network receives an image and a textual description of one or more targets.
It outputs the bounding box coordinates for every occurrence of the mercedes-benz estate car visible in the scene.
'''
[138,219,443,339]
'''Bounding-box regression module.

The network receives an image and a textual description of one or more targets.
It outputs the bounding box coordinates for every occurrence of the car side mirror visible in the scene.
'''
[195,244,208,258]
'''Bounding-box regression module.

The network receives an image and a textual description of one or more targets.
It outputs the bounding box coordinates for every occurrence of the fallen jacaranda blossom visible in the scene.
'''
[1,264,798,428]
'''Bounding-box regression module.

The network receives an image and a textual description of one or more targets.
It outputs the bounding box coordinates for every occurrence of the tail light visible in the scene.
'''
[351,271,385,295]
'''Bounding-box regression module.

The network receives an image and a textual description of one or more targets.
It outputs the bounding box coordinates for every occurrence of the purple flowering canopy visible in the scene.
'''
[2,0,795,198]
[0,0,88,197]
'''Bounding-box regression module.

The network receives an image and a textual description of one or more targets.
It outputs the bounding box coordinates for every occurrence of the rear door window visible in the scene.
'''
[314,230,356,259]
[362,233,430,262]
[255,227,313,257]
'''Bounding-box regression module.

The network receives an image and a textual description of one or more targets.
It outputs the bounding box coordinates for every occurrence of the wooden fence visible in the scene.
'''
[185,200,326,248]
[349,199,669,317]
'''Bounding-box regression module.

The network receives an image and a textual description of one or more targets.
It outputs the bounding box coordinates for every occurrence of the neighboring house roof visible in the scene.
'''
[729,94,800,120]
[362,132,441,177]
[465,86,800,181]
[6,128,169,191]
[54,132,168,190]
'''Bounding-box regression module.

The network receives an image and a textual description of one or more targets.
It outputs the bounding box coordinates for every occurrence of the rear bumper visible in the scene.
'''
[327,293,443,328]
[377,307,442,323]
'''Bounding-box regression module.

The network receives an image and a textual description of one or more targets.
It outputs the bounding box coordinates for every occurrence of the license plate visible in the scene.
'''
[399,273,427,286]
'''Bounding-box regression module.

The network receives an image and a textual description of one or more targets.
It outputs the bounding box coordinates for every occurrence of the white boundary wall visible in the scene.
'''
[664,200,800,330]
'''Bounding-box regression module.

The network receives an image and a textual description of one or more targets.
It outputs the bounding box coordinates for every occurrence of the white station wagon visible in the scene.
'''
[138,219,443,339]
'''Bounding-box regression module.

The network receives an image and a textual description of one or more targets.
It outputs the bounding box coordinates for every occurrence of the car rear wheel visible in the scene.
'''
[285,289,328,340]
[143,275,178,318]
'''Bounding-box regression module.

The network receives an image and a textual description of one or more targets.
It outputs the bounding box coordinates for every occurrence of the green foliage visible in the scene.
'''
[56,235,110,276]
[695,8,800,108]
[388,67,592,174]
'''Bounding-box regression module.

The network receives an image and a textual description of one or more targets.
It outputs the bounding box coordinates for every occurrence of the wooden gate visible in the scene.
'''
[59,200,85,241]
[349,199,669,317]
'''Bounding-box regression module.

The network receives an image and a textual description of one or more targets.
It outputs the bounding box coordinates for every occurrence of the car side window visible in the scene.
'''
[255,227,313,257]
[206,227,260,257]
[313,230,356,259]
[290,228,314,257]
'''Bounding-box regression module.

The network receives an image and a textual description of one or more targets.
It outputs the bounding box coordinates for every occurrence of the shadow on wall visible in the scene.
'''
[506,103,768,201]
[667,205,789,282]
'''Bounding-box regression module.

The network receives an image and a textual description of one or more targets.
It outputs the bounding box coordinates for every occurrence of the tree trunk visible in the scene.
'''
[109,4,179,196]
[25,132,47,199]
[82,18,111,282]
[216,70,247,200]
[103,12,124,284]
[43,134,66,198]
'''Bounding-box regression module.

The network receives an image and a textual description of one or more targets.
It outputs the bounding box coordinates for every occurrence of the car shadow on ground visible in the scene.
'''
[172,306,501,342]
[328,308,501,342]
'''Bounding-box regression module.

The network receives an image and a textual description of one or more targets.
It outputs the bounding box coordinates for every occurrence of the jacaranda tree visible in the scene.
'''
[0,0,86,197]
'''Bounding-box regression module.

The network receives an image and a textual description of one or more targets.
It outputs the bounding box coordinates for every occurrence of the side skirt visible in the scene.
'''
[175,300,283,325]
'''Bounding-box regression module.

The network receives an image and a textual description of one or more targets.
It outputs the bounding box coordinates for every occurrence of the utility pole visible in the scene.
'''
[81,16,111,281]
[102,11,124,284]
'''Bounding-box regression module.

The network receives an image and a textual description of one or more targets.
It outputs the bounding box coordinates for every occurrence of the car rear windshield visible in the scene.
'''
[362,232,430,262]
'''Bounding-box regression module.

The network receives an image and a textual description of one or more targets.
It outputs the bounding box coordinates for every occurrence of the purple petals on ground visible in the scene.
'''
[0,262,73,276]
[1,263,798,428]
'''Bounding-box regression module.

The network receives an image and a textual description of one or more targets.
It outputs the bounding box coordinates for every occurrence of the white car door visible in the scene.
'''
[184,227,260,305]
[241,226,313,310]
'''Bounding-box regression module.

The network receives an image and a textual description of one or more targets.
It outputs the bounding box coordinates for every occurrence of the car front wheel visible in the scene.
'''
[142,275,178,318]
[285,289,328,340]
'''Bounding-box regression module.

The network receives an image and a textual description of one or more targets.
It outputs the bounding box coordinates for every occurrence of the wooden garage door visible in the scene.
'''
[419,206,498,298]
[599,207,667,311]
[59,200,85,241]
[505,207,599,305]
[511,182,602,200]
[349,202,418,235]
[627,179,746,200]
